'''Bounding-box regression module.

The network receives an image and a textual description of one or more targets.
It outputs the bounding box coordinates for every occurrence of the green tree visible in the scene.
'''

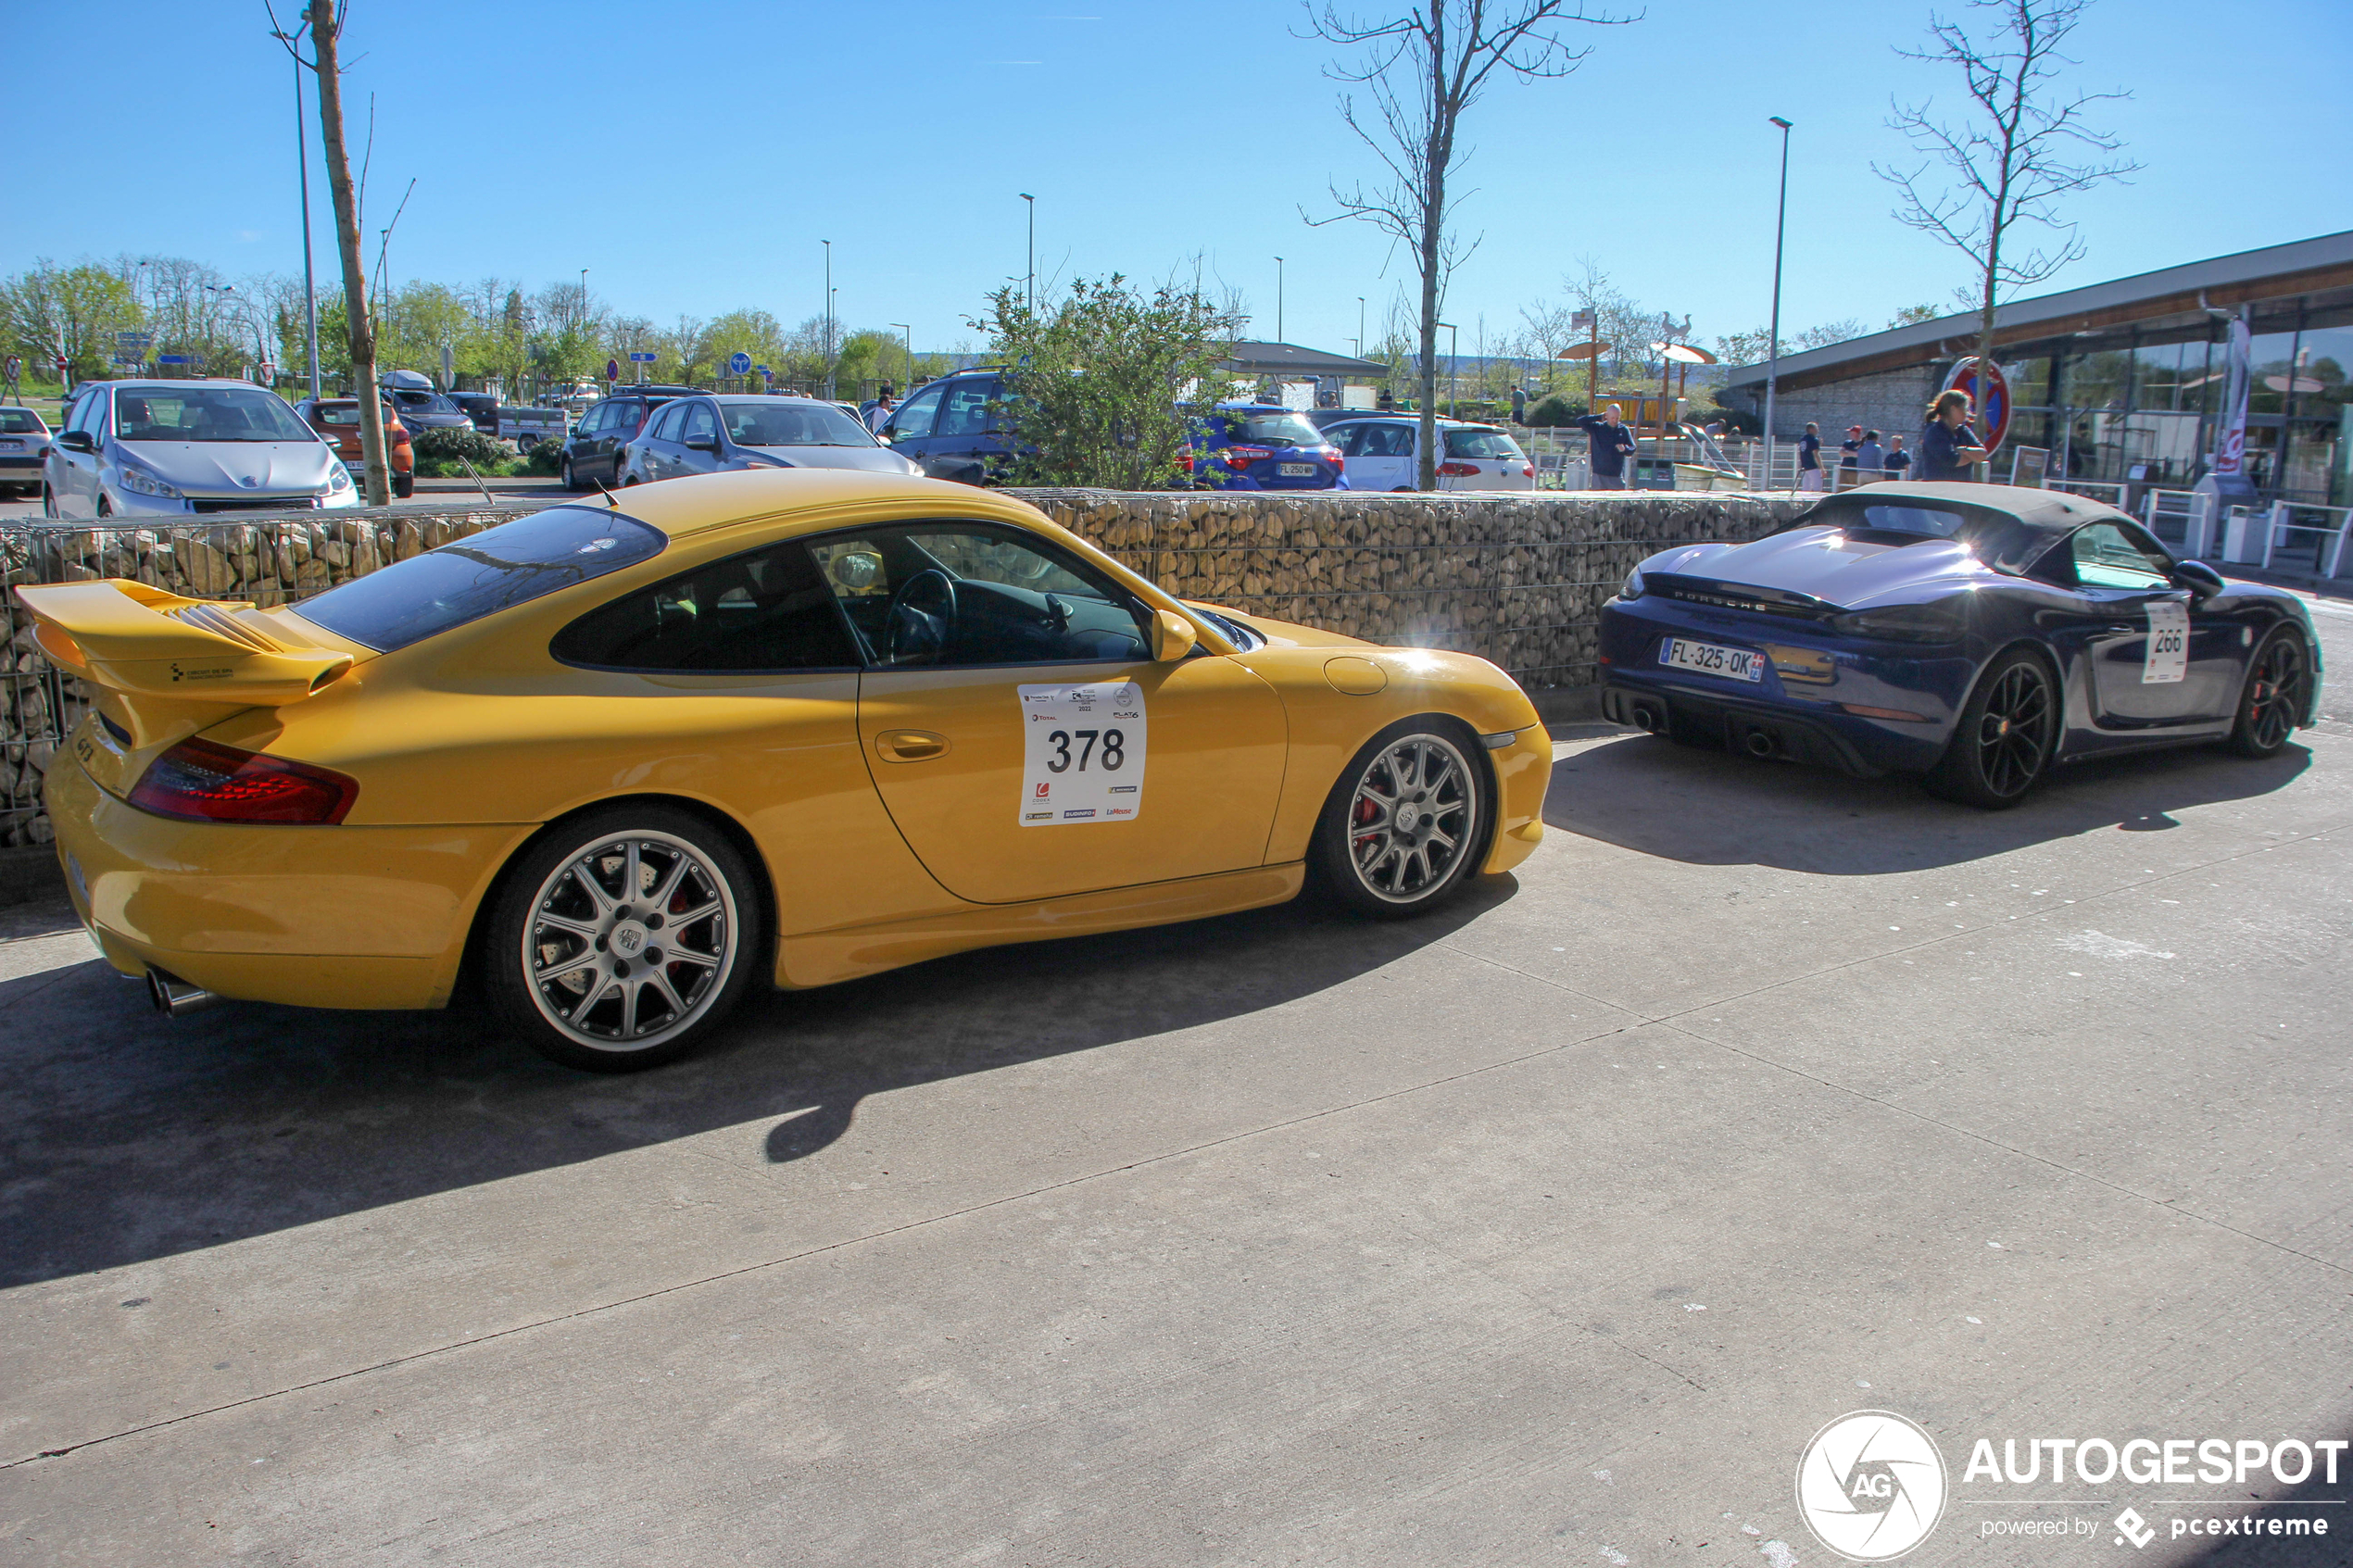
[983,273,1239,491]
[0,260,145,383]
[1888,301,1944,328]
[377,281,485,386]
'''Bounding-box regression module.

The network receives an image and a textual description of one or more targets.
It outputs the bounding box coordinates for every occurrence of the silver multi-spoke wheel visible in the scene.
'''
[1344,733,1479,905]
[521,831,739,1054]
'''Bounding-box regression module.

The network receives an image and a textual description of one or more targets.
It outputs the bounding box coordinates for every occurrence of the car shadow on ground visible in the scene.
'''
[1544,731,2314,874]
[0,877,1513,1290]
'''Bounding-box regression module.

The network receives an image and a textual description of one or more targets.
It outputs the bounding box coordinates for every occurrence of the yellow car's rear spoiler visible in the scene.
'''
[10,579,354,707]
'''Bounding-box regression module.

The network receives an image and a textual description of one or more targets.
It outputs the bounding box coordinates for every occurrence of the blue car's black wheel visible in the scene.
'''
[1924,649,2056,809]
[2224,627,2307,759]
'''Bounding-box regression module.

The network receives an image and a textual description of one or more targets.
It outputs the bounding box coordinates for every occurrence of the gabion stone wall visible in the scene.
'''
[1020,489,1812,689]
[1,489,1810,847]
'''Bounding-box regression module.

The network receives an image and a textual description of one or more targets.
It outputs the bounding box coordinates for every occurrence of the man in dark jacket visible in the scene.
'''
[1576,403,1637,489]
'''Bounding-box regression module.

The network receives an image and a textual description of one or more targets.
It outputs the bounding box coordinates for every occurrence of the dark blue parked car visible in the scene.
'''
[1598,483,2322,808]
[1186,404,1349,491]
[876,369,1016,485]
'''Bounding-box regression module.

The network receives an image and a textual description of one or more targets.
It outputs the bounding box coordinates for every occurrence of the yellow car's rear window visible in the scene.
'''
[294,505,665,652]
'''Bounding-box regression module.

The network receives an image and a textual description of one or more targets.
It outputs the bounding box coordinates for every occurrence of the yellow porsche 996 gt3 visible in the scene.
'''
[18,470,1551,1071]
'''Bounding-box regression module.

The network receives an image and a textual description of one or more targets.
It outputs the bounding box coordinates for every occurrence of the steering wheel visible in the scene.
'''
[885,568,958,663]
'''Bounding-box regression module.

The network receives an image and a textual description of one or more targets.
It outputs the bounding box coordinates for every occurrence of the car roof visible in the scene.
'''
[1325,414,1504,430]
[588,468,1037,541]
[82,379,267,392]
[1806,480,2130,531]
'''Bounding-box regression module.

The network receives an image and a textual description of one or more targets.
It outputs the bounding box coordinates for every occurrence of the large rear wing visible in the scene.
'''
[10,579,354,707]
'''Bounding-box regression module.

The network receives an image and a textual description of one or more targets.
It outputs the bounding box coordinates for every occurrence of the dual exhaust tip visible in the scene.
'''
[145,967,220,1018]
[1628,701,1780,759]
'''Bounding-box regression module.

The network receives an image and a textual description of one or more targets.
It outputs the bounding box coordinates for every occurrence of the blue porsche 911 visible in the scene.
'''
[1597,482,2322,808]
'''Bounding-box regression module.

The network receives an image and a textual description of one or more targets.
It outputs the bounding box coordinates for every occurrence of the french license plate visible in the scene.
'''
[1277,462,1316,476]
[1660,636,1763,682]
[0,440,21,452]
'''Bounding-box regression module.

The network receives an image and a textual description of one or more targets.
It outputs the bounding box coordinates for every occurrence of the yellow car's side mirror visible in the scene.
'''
[1149,609,1197,662]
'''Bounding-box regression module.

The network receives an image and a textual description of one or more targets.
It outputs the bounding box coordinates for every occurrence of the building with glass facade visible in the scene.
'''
[1718,232,2353,506]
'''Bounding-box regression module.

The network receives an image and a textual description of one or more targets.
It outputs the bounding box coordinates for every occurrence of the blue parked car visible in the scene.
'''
[1186,404,1349,491]
[1598,483,2321,808]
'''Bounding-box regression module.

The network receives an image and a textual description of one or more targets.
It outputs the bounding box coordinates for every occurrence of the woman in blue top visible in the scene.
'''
[1919,389,1988,482]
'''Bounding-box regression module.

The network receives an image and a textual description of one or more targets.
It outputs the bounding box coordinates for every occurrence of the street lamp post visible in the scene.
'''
[1356,296,1365,359]
[1275,257,1284,344]
[1018,194,1035,311]
[822,241,833,399]
[1766,116,1793,487]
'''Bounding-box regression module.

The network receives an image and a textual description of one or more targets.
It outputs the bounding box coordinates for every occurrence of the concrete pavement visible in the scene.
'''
[0,597,2347,1566]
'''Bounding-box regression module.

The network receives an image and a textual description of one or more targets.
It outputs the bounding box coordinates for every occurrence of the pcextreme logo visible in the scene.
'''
[1796,1411,1949,1562]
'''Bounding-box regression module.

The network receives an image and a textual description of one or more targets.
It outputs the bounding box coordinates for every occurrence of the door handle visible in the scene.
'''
[875,729,950,763]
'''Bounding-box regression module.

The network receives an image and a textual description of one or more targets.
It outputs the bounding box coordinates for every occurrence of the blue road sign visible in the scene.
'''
[157,355,190,365]
[628,352,657,362]
[729,351,752,375]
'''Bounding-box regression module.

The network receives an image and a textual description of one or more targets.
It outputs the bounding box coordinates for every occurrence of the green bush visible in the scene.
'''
[1525,395,1585,428]
[522,439,566,477]
[410,424,511,467]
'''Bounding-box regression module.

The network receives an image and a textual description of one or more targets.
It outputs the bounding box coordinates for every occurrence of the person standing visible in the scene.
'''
[1576,403,1637,490]
[1919,390,1988,482]
[1854,429,1885,483]
[1838,423,1863,486]
[1797,421,1824,491]
[864,386,897,433]
[1884,433,1911,477]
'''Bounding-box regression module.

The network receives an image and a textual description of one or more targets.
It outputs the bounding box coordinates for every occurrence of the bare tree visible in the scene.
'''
[272,1,392,505]
[1302,0,1630,488]
[1876,0,2138,425]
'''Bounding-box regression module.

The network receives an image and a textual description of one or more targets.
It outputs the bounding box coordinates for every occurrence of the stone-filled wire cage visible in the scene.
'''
[1019,490,1809,692]
[1,490,1810,848]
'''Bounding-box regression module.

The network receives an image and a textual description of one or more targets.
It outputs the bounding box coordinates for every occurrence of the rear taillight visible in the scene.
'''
[1321,446,1342,464]
[1438,461,1478,477]
[1224,445,1270,469]
[129,737,359,825]
[1522,465,1535,477]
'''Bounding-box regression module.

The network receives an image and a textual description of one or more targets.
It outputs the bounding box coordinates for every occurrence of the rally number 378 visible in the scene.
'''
[1019,682,1148,825]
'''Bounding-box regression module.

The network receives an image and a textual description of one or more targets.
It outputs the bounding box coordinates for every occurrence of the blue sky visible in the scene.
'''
[8,0,2347,358]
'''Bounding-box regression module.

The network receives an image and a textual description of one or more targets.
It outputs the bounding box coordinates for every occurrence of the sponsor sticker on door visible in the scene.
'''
[2143,601,2189,684]
[1018,682,1146,825]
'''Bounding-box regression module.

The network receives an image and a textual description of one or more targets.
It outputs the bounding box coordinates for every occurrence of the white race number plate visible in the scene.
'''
[1019,681,1147,825]
[1277,462,1316,476]
[1659,636,1764,682]
[2142,600,2188,684]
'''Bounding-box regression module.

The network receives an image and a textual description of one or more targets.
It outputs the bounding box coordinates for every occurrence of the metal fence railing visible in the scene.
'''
[2256,500,2353,578]
[2139,489,2218,558]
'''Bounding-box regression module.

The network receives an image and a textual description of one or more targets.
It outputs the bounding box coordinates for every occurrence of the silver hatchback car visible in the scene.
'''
[620,395,921,486]
[44,380,358,518]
